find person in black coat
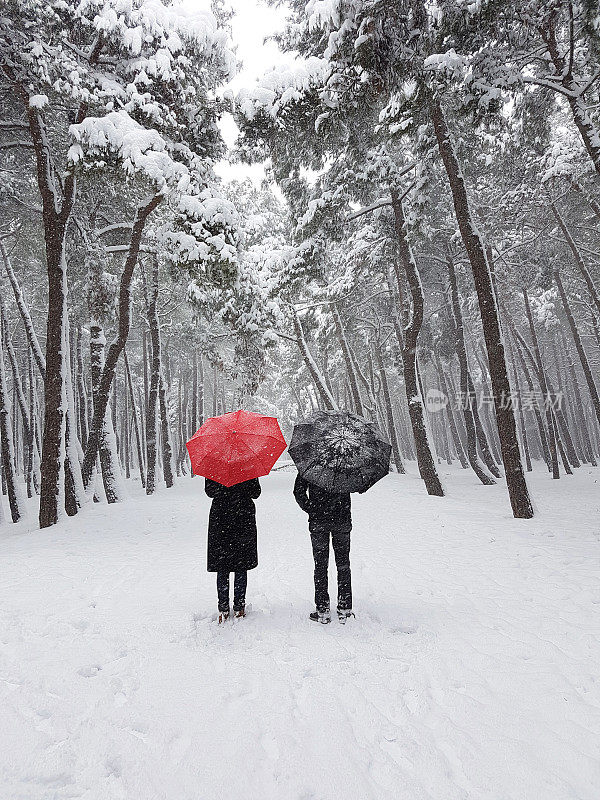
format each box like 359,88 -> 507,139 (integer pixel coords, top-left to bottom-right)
293,474 -> 353,624
205,477 -> 261,621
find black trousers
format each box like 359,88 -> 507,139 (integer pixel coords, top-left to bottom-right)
216,570 -> 247,612
310,528 -> 352,613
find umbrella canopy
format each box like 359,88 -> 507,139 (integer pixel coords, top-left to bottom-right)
288,410 -> 391,494
186,409 -> 286,487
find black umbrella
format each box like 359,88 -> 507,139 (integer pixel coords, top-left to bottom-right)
288,410 -> 391,493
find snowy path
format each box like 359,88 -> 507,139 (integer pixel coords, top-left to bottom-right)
1,466 -> 599,800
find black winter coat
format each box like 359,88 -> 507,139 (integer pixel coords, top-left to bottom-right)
293,475 -> 352,533
205,478 -> 261,572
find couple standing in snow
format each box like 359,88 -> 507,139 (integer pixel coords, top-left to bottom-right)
204,474 -> 353,625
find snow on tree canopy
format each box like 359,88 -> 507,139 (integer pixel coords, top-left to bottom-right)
78,0 -> 234,76
237,57 -> 331,120
68,111 -> 189,188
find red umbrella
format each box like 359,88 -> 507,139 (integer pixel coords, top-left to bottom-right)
185,409 -> 287,487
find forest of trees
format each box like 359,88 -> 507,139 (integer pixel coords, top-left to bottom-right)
1,0 -> 599,528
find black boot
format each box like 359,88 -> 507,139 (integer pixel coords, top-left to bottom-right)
310,608 -> 331,624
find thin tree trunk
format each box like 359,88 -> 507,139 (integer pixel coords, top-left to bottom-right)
391,190 -> 443,496
555,270 -> 600,428
0,329 -> 23,522
81,193 -> 161,489
212,362 -> 218,417
124,349 -> 145,486
332,304 -> 363,415
63,321 -> 85,515
158,372 -> 174,487
191,351 -> 198,434
123,360 -> 130,479
507,340 -> 532,472
466,369 -> 502,477
373,338 -> 404,473
292,309 -> 337,410
434,352 -> 469,469
559,329 -> 597,466
198,356 -> 204,425
551,204 -> 600,319
76,324 -> 88,451
26,349 -> 36,495
522,288 -> 560,478
501,307 -> 553,469
89,323 -> 123,503
447,257 -> 496,485
0,239 -> 46,379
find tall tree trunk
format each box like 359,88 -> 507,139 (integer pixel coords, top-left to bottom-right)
81,194 -> 161,489
212,362 -> 218,417
332,304 -> 363,415
89,323 -> 123,504
122,360 -> 130,479
191,351 -> 198,434
551,204 -> 600,319
433,351 -> 469,469
76,324 -> 88,451
198,355 -> 204,426
0,328 -> 24,522
373,338 -> 404,473
501,308 -> 553,469
559,329 -> 597,466
0,293 -> 32,449
466,369 -> 502,477
0,239 -> 46,379
39,237 -> 69,528
291,309 -> 337,410
447,257 -> 496,484
522,288 -> 560,478
124,349 -> 145,486
430,97 -> 532,517
158,372 -> 174,487
63,321 -> 85,515
27,348 -> 37,496
391,190 -> 443,496
507,340 -> 532,472
555,270 -> 600,428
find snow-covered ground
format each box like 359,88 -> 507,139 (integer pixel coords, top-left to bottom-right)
1,465 -> 599,800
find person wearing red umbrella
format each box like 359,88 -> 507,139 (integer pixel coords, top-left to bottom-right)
186,410 -> 287,623
205,477 -> 261,623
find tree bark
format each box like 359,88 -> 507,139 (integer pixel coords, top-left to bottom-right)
124,349 -> 145,486
89,324 -> 123,504
551,204 -> 600,319
430,97 -> 532,517
447,257 -> 496,484
291,309 -> 337,410
522,288 -> 560,478
555,270 -> 600,428
433,351 -> 469,469
0,325 -> 24,522
76,324 -> 88,451
507,340 -> 532,472
373,338 -> 404,473
158,372 -> 174,488
81,193 -> 161,489
559,328 -> 597,466
391,190 -> 443,496
0,239 -> 46,379
332,305 -> 363,415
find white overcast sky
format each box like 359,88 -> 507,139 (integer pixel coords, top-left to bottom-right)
214,0 -> 293,184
